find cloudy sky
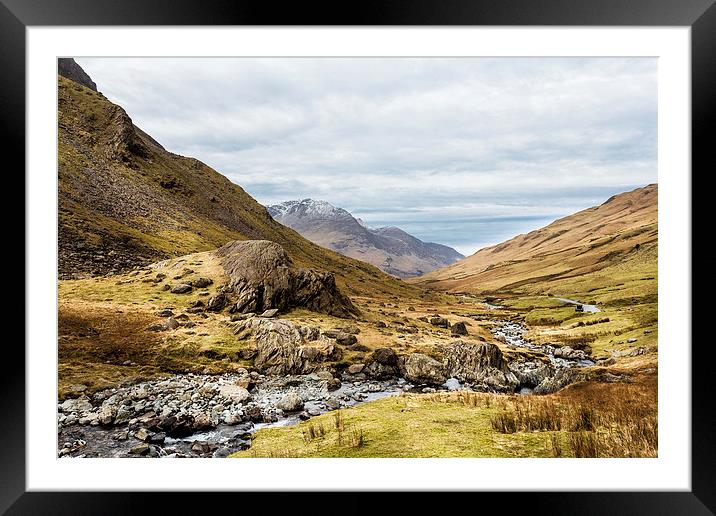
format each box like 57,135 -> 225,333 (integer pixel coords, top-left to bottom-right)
77,57 -> 657,256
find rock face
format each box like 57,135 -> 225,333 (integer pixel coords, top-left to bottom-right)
215,240 -> 358,318
401,353 -> 447,384
443,341 -> 519,392
242,319 -> 342,375
58,58 -> 97,91
398,342 -> 518,391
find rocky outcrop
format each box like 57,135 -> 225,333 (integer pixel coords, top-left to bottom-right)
443,341 -> 519,392
239,318 -> 342,375
400,353 -> 447,385
215,240 -> 358,318
363,348 -> 400,379
397,341 -> 519,391
58,58 -> 97,91
534,367 -> 628,394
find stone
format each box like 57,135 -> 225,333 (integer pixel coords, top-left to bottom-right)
260,308 -> 279,318
129,443 -> 150,455
443,341 -> 518,392
207,293 -> 227,312
450,322 -> 469,336
67,384 -> 88,395
402,353 -> 447,384
341,325 -> 361,335
276,392 -> 304,412
372,347 -> 398,366
157,309 -> 174,317
627,337 -> 638,343
252,319 -> 338,375
134,428 -> 152,442
215,240 -> 358,318
218,384 -> 251,403
193,277 -> 213,288
59,396 -> 93,414
429,316 -> 449,328
347,363 -> 365,374
171,283 -> 193,294
231,312 -> 255,322
327,378 -> 342,391
299,326 -> 320,341
374,321 -> 387,328
335,332 -> 357,346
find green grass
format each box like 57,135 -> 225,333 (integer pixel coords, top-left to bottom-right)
232,394 -> 557,458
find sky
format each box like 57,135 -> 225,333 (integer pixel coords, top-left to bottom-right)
77,57 -> 657,256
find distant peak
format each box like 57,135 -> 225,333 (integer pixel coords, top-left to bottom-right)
267,199 -> 349,219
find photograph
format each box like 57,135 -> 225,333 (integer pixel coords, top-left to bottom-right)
56,55 -> 659,459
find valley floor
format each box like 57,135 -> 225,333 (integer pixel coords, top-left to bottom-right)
57,254 -> 657,458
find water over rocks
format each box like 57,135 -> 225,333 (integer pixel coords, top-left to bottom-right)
57,371 -> 413,458
489,320 -> 596,392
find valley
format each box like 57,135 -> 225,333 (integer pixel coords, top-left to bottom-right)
56,59 -> 658,459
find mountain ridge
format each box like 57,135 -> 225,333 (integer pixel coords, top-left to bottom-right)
57,60 -> 419,299
412,184 -> 657,295
268,198 -> 464,278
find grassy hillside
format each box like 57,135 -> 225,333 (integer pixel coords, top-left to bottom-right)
412,184 -> 657,296
58,75 -> 419,300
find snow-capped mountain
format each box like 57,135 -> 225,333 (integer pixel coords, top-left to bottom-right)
267,199 -> 464,279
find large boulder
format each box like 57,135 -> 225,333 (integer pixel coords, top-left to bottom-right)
443,341 -> 519,392
215,240 -> 358,318
401,353 -> 447,384
250,319 -> 341,375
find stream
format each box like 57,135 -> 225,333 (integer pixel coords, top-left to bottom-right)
58,312 -> 595,459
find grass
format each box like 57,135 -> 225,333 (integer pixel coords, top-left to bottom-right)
232,375 -> 656,458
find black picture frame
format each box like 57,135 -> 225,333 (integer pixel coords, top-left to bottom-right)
5,0 -> 714,513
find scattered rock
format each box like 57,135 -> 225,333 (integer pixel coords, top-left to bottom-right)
276,392 -> 304,412
193,277 -> 213,288
450,322 -> 469,336
372,348 -> 398,366
443,341 -> 518,391
129,443 -> 150,455
347,363 -> 365,374
444,378 -> 461,391
401,353 -> 447,384
335,332 -> 357,346
207,293 -> 227,312
171,284 -> 193,294
260,308 -> 279,318
429,316 -> 449,328
218,384 -> 250,403
134,428 -> 152,442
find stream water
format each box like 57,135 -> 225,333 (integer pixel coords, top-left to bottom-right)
58,313 -> 595,459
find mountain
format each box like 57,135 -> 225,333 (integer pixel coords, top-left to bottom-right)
57,59 -> 418,299
267,199 -> 464,278
412,184 -> 657,295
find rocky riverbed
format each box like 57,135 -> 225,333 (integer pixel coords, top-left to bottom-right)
57,315 -> 597,458
57,371 -> 473,458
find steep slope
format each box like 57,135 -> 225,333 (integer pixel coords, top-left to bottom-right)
57,61 -> 418,299
268,199 -> 464,278
412,184 -> 657,296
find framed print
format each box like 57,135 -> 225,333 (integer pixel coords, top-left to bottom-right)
5,0 -> 715,513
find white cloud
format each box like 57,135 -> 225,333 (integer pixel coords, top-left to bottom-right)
76,57 -> 657,255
